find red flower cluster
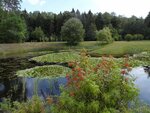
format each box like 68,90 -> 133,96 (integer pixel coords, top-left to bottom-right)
94,57 -> 113,74
69,92 -> 75,97
66,66 -> 85,89
68,61 -> 76,68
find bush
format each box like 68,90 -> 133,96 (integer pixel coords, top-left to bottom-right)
124,34 -> 133,41
61,18 -> 85,45
51,51 -> 138,113
133,34 -> 144,40
111,28 -> 121,41
0,13 -> 27,43
96,27 -> 113,44
124,34 -> 144,41
31,27 -> 45,42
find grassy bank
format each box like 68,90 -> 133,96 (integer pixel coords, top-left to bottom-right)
0,41 -> 149,58
91,41 -> 150,57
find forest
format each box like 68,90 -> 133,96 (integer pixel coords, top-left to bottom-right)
0,0 -> 150,43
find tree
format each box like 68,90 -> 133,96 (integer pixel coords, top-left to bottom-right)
0,13 -> 27,43
61,18 -> 84,45
145,12 -> 150,27
31,27 -> 45,42
96,27 -> 113,44
123,17 -> 146,36
95,13 -> 104,30
85,23 -> 97,41
83,10 -> 96,41
0,0 -> 22,11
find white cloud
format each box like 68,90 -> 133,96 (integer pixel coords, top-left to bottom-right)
89,0 -> 150,17
27,0 -> 46,6
39,0 -> 46,6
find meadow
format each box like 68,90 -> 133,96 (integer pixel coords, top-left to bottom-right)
0,41 -> 150,58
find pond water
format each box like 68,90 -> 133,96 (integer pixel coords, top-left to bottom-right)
130,67 -> 150,104
0,57 -> 150,105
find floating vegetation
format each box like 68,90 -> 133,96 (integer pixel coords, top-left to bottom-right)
16,65 -> 71,78
30,52 -> 80,63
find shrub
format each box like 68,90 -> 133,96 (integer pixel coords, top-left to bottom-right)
96,27 -> 113,44
61,18 -> 85,45
133,34 -> 144,40
111,28 -> 121,41
124,34 -> 133,41
51,51 -> 138,113
31,27 -> 45,42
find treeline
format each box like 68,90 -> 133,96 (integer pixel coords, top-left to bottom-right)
1,8 -> 150,43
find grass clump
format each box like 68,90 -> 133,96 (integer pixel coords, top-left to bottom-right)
16,65 -> 70,78
31,52 -> 80,63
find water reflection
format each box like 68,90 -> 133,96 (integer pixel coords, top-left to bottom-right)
0,77 -> 67,101
130,67 -> 150,104
0,67 -> 150,104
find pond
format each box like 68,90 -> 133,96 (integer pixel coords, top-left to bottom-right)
0,66 -> 150,105
130,67 -> 150,104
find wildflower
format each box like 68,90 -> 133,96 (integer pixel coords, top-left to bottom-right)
77,73 -> 82,77
80,76 -> 84,81
73,77 -> 78,81
70,92 -> 75,97
124,63 -> 129,67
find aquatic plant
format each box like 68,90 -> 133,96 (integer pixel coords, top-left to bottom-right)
16,65 -> 70,78
30,52 -> 80,63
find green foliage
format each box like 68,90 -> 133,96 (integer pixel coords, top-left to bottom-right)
133,34 -> 144,40
96,27 -> 113,44
51,52 -> 138,113
111,28 -> 121,41
31,27 -> 46,42
84,23 -> 97,41
61,17 -> 85,45
31,52 -> 80,63
16,65 -> 70,78
0,13 -> 27,43
145,12 -> 150,28
133,52 -> 150,65
0,96 -> 45,113
125,34 -> 144,41
124,34 -> 133,41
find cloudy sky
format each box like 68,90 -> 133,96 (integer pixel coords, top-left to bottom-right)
21,0 -> 150,18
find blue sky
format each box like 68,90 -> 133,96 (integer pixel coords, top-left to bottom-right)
21,0 -> 150,18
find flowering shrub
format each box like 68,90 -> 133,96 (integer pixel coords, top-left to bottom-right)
51,50 -> 138,113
